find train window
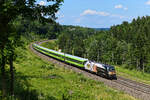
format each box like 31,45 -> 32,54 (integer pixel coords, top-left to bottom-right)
104,65 -> 115,71
109,67 -> 115,71
39,48 -> 64,58
65,57 -> 83,64
36,47 -> 84,64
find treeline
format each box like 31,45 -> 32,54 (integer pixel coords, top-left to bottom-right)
57,25 -> 97,57
16,17 -> 62,43
57,16 -> 150,73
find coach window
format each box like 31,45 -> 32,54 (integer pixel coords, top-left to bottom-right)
67,57 -> 83,64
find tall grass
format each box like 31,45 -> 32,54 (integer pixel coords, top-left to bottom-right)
116,66 -> 150,84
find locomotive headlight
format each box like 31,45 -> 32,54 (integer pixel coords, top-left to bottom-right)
109,72 -> 113,75
109,72 -> 116,75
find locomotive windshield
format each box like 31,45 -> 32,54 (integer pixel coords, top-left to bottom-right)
109,66 -> 115,71
104,65 -> 115,71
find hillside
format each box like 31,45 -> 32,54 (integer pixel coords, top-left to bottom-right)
12,43 -> 137,100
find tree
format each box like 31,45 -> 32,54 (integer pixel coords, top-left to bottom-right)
0,0 -> 63,98
57,16 -> 150,74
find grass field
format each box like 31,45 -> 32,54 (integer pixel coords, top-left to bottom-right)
116,66 -> 150,85
0,43 -> 135,100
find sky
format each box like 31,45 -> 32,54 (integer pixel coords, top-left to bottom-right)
37,0 -> 150,28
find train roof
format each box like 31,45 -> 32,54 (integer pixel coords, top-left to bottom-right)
103,64 -> 114,68
65,53 -> 88,61
33,44 -> 88,62
93,62 -> 115,69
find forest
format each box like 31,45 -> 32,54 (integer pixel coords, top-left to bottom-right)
57,16 -> 150,73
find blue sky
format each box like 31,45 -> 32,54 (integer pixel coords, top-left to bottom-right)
38,0 -> 150,28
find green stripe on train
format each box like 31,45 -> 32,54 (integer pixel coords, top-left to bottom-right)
33,44 -> 85,68
34,44 -> 87,62
34,46 -> 64,61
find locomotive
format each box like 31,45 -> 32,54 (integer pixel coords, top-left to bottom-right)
33,43 -> 117,79
85,61 -> 117,79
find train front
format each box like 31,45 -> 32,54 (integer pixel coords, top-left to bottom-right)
106,65 -> 117,79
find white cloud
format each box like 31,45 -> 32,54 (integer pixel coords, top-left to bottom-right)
81,9 -> 110,16
115,4 -> 123,9
80,9 -> 128,19
115,4 -> 128,10
124,7 -> 128,10
98,12 -> 110,16
111,14 -> 127,19
146,0 -> 150,5
39,1 -> 46,6
81,9 -> 97,16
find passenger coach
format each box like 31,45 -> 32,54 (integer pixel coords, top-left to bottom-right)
33,43 -> 117,79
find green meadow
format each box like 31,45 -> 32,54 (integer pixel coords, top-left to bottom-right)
116,66 -> 150,85
0,44 -> 135,100
8,41 -> 137,100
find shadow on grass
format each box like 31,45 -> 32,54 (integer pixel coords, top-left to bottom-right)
0,71 -> 58,100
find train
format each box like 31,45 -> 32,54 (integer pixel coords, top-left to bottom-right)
32,43 -> 117,80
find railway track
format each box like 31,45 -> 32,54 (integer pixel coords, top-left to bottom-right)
30,41 -> 150,100
114,76 -> 150,94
